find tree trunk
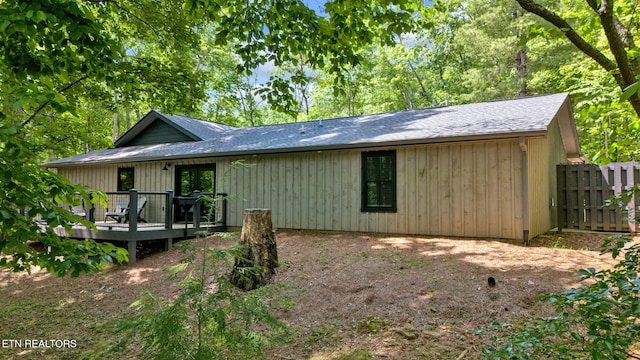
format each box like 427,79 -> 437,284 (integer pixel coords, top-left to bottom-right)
112,92 -> 120,143
515,48 -> 527,97
229,209 -> 278,291
514,0 -> 640,118
125,104 -> 132,130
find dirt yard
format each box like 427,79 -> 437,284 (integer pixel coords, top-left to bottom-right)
0,230 -> 624,359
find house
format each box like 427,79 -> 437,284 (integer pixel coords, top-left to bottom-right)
45,93 -> 582,243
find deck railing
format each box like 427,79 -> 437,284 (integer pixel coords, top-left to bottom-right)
81,189 -> 227,233
52,190 -> 227,266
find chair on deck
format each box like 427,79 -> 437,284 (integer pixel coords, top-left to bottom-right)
69,200 -> 87,218
104,197 -> 129,223
104,196 -> 148,224
126,196 -> 147,223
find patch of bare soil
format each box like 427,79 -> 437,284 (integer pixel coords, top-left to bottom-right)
267,230 -> 619,359
0,230 -> 623,359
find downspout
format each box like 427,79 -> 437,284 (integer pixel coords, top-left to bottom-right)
519,136 -> 529,245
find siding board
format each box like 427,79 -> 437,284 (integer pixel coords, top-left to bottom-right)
462,144 -> 475,237
427,146 -> 440,235
349,152 -> 360,232
331,153 -> 340,231
416,148 -> 428,235
404,147 -> 416,234
474,143 -> 488,237
439,147 -> 452,235
485,144 -> 500,238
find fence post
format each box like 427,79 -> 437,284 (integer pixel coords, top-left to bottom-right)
626,163 -> 637,233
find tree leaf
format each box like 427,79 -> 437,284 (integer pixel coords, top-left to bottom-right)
620,81 -> 640,101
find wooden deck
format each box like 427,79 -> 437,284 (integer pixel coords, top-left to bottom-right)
58,222 -> 227,266
57,189 -> 228,265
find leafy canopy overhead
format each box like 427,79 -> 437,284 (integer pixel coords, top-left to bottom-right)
184,0 -> 426,112
0,0 -> 425,275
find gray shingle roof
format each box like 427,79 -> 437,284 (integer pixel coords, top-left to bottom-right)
45,93 -> 574,167
113,111 -> 238,147
163,113 -> 237,138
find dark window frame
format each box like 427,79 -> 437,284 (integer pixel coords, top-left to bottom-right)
361,150 -> 397,212
174,164 -> 216,222
175,163 -> 217,196
117,167 -> 135,191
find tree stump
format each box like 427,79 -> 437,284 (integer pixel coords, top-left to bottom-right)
229,209 -> 278,291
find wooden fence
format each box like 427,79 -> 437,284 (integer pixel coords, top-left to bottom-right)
557,162 -> 639,233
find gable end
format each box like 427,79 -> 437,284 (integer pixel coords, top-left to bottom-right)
114,110 -> 202,148
122,119 -> 197,147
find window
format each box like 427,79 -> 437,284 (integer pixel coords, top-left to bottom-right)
176,164 -> 215,196
175,164 -> 216,222
117,167 -> 135,191
361,150 -> 396,212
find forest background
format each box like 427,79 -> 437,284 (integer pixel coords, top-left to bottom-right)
1,0 -> 640,274
4,0 -> 639,164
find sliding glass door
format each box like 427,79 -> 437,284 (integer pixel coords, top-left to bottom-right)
175,164 -> 215,222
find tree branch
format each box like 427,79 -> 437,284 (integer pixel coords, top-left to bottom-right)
108,0 -> 161,39
21,75 -> 89,127
515,0 -> 619,78
585,0 -> 640,116
516,0 -> 640,118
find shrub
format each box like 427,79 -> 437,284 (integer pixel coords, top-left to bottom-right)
114,235 -> 286,360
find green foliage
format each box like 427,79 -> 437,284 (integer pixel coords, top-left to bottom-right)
480,226 -> 640,359
116,177 -> 283,359
185,0 -> 424,114
513,0 -> 640,161
0,122 -> 128,276
0,0 -> 130,276
573,82 -> 640,163
621,81 -> 640,102
114,237 -> 286,359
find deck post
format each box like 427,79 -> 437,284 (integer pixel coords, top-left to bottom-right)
128,189 -> 138,232
165,190 -> 174,250
217,193 -> 228,227
193,190 -> 201,229
88,192 -> 96,223
128,189 -> 138,266
165,190 -> 174,230
128,239 -> 137,266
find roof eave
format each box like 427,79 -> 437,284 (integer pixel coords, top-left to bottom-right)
45,130 -> 548,168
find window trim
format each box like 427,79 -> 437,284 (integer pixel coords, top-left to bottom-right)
361,150 -> 397,213
117,167 -> 135,191
175,163 -> 217,196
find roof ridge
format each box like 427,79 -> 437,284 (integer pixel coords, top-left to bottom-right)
44,93 -> 576,167
231,92 -> 570,131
